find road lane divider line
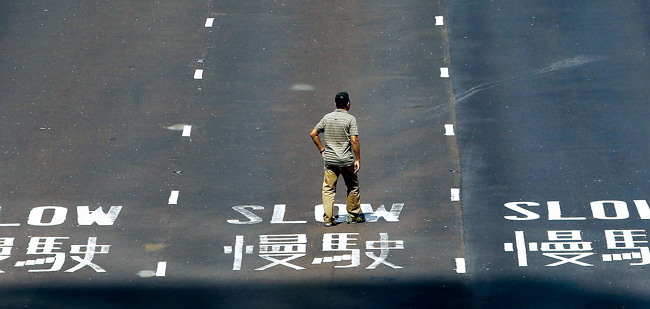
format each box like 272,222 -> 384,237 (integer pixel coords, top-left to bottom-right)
156,262 -> 167,276
168,191 -> 180,205
194,69 -> 204,80
444,124 -> 455,136
514,231 -> 528,266
451,188 -> 460,201
182,125 -> 192,137
455,258 -> 466,273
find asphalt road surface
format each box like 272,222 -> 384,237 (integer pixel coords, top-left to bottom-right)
3,0 -> 649,308
0,1 -> 466,308
449,0 -> 650,308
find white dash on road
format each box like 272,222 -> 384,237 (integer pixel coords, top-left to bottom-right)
205,18 -> 215,28
291,84 -> 315,91
455,258 -> 466,273
451,188 -> 460,201
156,262 -> 167,277
444,124 -> 455,136
435,16 -> 444,26
225,235 -> 245,270
168,191 -> 179,205
182,125 -> 192,137
166,124 -> 191,131
440,67 -> 450,78
514,231 -> 528,266
194,69 -> 204,80
136,270 -> 156,278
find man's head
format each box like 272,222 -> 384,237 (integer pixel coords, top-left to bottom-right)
335,92 -> 350,109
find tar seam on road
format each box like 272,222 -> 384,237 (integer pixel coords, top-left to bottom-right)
454,55 -> 604,102
435,12 -> 466,274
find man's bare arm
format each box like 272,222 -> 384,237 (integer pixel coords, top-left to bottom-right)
310,128 -> 325,153
350,135 -> 360,173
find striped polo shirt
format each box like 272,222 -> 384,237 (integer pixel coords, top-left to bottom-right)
314,109 -> 359,167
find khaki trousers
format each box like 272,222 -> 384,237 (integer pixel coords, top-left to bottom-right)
322,164 -> 361,223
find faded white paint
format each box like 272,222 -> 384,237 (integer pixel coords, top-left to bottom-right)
77,206 -> 122,226
137,270 -> 156,278
227,203 -> 405,224
504,200 -> 650,221
27,206 -> 68,226
228,206 -> 264,224
314,203 -> 404,222
270,204 -> 307,224
291,84 -> 315,91
365,233 -> 404,269
165,124 -> 191,131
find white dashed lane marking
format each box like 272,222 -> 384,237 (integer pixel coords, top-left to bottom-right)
444,124 -> 455,136
168,191 -> 180,205
455,258 -> 466,273
156,262 -> 167,277
451,188 -> 460,201
182,125 -> 192,137
440,67 -> 449,78
194,69 -> 204,80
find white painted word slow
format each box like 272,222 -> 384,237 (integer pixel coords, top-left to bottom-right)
504,200 -> 650,221
227,203 -> 404,224
0,206 -> 122,227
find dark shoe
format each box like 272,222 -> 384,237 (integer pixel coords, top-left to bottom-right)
324,221 -> 338,227
346,214 -> 366,224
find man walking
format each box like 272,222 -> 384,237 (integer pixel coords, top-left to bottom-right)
310,92 -> 365,227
